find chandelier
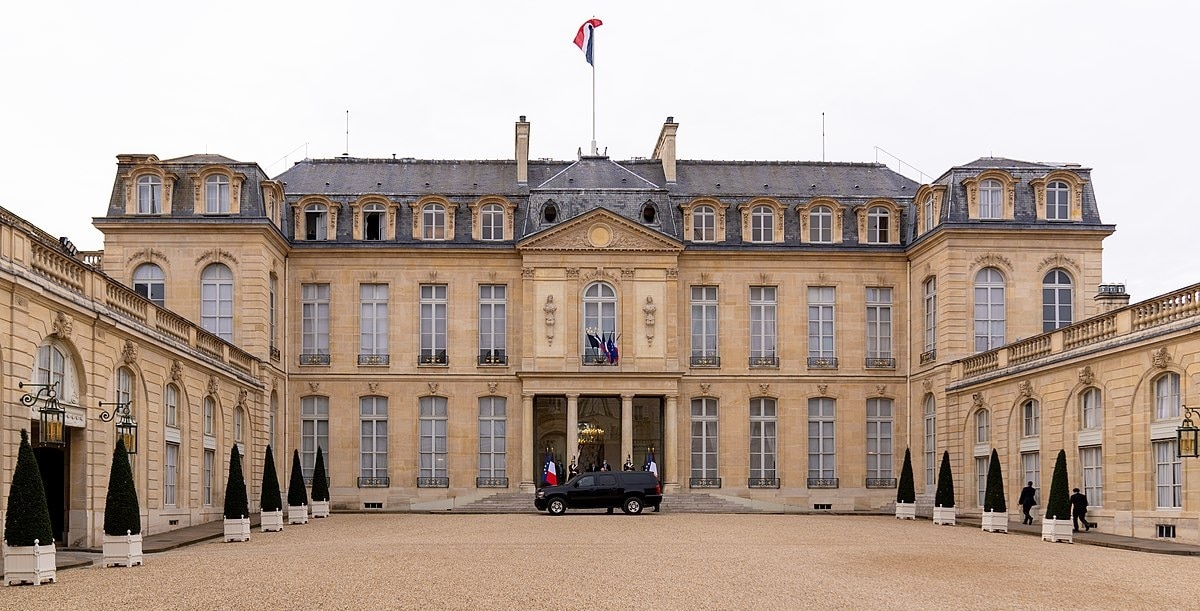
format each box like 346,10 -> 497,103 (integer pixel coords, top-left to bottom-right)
578,422 -> 605,445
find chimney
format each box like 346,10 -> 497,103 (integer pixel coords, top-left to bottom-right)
652,116 -> 678,184
1095,283 -> 1131,312
515,115 -> 530,186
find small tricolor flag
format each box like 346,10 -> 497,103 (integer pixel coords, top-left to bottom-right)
543,451 -> 559,486
573,19 -> 603,66
644,450 -> 658,479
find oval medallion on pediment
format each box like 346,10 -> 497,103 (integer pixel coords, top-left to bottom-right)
588,224 -> 613,248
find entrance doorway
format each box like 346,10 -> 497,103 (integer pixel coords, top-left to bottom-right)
533,395 -> 666,483
533,396 -> 567,486
32,443 -> 67,543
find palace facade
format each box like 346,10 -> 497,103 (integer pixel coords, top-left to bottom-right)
3,116 -> 1198,547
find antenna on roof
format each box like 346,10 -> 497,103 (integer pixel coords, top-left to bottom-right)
344,110 -> 350,157
821,112 -> 826,162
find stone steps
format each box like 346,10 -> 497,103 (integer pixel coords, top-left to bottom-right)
452,491 -> 761,514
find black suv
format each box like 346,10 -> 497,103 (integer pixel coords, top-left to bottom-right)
535,471 -> 663,515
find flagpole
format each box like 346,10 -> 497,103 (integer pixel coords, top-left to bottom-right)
590,50 -> 597,155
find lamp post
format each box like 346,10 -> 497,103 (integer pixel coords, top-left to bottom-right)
19,381 -> 66,446
99,400 -> 137,454
1178,406 -> 1199,459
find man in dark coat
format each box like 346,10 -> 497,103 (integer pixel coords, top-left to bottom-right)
1069,487 -> 1091,532
1018,481 -> 1037,525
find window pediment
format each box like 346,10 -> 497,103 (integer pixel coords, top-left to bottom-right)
190,166 -> 245,215
962,170 -> 1016,221
797,198 -> 844,244
349,196 -> 400,241
857,199 -> 901,245
1029,170 -> 1086,222
913,185 -> 947,236
517,208 -> 683,252
121,165 -> 177,215
680,198 -> 728,243
737,198 -> 785,244
410,196 -> 459,241
292,196 -> 338,241
468,196 -> 517,241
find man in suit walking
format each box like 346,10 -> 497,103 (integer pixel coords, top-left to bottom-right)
1018,481 -> 1037,525
1069,487 -> 1091,532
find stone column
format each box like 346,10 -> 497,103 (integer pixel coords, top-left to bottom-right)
520,393 -> 535,491
665,394 -> 679,491
621,394 -> 634,465
567,394 -> 580,465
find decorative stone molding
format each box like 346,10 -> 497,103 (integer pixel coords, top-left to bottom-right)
876,385 -> 887,396
121,340 -> 138,364
543,295 -> 557,347
487,381 -> 499,394
699,272 -> 711,284
125,248 -> 168,264
1037,254 -> 1081,274
1152,347 -> 1171,369
699,383 -> 711,395
666,268 -> 679,279
237,389 -> 248,408
428,382 -> 440,395
922,379 -> 933,393
565,268 -> 580,279
620,268 -> 636,278
1078,365 -> 1095,386
307,382 -> 321,393
208,376 -> 219,396
759,383 -> 771,395
817,384 -> 828,395
52,311 -> 72,339
643,296 -> 657,346
368,381 -> 379,393
170,359 -> 183,382
970,253 -> 1014,274
521,268 -> 535,279
1019,380 -> 1033,398
195,249 -> 238,266
582,267 -> 619,284
972,393 -> 985,408
427,270 -> 438,282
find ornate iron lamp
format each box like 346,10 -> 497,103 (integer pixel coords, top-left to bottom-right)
1179,406 -> 1199,458
19,381 -> 66,446
99,399 -> 137,454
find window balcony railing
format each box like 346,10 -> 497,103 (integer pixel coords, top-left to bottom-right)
358,354 -> 390,366
865,357 -> 896,369
748,355 -> 779,369
689,477 -> 722,489
418,351 -> 448,366
269,346 -> 280,362
807,477 -> 839,489
581,353 -> 618,366
478,351 -> 508,366
807,356 -> 838,369
690,354 -> 721,368
357,476 -> 390,488
865,477 -> 897,489
920,349 -> 937,365
303,476 -> 331,488
476,476 -> 509,488
748,477 -> 780,489
299,353 -> 330,366
417,477 -> 449,488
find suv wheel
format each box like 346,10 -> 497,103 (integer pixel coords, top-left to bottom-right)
622,496 -> 644,515
547,498 -> 566,516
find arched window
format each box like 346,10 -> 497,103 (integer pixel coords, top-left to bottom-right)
165,383 -> 180,428
692,205 -> 715,242
1080,388 -> 1102,430
201,264 -> 234,341
133,263 -> 165,307
422,203 -> 446,239
923,395 -> 936,489
542,202 -> 558,223
1046,180 -> 1069,221
1154,373 -> 1181,420
973,267 -> 1005,352
1042,269 -> 1073,332
866,206 -> 889,244
922,195 -> 935,232
582,282 -> 617,360
750,205 -> 774,242
305,204 -> 328,240
36,344 -> 67,390
234,406 -> 245,443
137,175 -> 162,214
979,179 -> 1002,219
363,203 -> 385,241
205,175 -> 230,213
641,202 -> 658,224
809,205 -> 832,243
481,203 -> 504,241
204,396 -> 216,436
1022,399 -> 1039,437
975,409 -> 990,444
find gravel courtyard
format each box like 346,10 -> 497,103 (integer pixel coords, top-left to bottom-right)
7,513 -> 1197,610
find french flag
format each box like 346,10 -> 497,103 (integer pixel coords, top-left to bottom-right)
573,19 -> 603,66
543,451 -> 559,486
645,450 -> 658,479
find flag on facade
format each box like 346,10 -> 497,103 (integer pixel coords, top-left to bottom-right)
605,333 -> 619,364
573,18 -> 603,66
644,450 -> 658,478
543,451 -> 558,486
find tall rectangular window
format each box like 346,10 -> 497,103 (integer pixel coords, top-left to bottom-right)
976,456 -> 989,507
165,384 -> 178,428
204,398 -> 215,436
164,442 -> 178,506
749,287 -> 777,361
1155,440 -> 1182,509
866,398 -> 893,481
690,398 -> 719,480
420,284 -> 448,363
809,206 -> 832,243
360,284 -> 389,356
749,398 -> 776,481
973,268 -> 1006,352
302,283 -> 330,356
866,287 -> 892,360
1021,452 -> 1040,492
923,277 -> 937,353
360,397 -> 388,480
808,287 -> 836,359
1080,388 -> 1102,430
203,449 -> 214,506
692,206 -> 715,242
1080,446 -> 1103,507
420,397 -> 449,479
1022,400 -> 1040,437
922,196 -> 935,232
478,285 -> 507,362
1155,373 -> 1181,420
478,397 -> 507,479
269,275 -> 277,351
690,286 -> 718,361
924,396 -> 937,490
301,396 -> 329,478
976,410 -> 990,444
807,398 -> 836,480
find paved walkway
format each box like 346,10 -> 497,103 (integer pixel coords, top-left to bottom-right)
51,510 -> 1200,571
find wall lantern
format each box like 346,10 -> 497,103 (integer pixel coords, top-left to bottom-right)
19,381 -> 66,446
1178,406 -> 1199,459
99,400 -> 137,454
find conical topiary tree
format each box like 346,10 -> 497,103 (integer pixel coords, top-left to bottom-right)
983,448 -> 1006,513
103,438 -> 141,537
1045,449 -> 1070,520
287,449 -> 308,507
223,446 -> 249,520
311,446 -> 329,502
896,448 -> 916,504
4,430 -> 54,547
260,445 -> 282,513
934,450 -> 955,508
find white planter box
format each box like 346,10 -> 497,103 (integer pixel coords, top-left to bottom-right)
260,510 -> 284,532
981,510 -> 1008,533
288,505 -> 309,524
224,517 -> 251,542
932,505 -> 956,525
1042,517 -> 1073,543
311,500 -> 330,518
895,502 -> 917,520
101,532 -> 143,567
3,541 -> 56,586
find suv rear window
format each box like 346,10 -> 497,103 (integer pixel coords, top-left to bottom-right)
598,474 -> 617,486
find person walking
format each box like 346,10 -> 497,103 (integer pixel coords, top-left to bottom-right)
1018,481 -> 1037,525
1069,487 -> 1090,532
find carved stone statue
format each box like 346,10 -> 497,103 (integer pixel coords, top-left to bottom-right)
543,295 -> 557,346
643,296 -> 657,326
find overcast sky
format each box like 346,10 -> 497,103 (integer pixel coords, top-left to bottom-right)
2,1 -> 1196,301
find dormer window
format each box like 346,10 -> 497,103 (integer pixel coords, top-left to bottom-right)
751,205 -> 774,242
305,204 -> 329,240
363,203 -> 385,241
922,196 -> 935,232
866,206 -> 890,244
543,202 -> 558,223
1046,180 -> 1069,220
205,175 -> 230,213
422,203 -> 446,239
137,175 -> 162,214
641,202 -> 658,224
481,203 -> 504,241
692,205 -> 715,241
979,179 -> 1002,219
810,205 -> 832,243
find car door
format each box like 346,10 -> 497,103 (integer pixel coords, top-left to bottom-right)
595,474 -> 619,507
571,475 -> 598,508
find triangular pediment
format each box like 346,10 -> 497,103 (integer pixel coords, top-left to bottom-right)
517,209 -> 683,252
